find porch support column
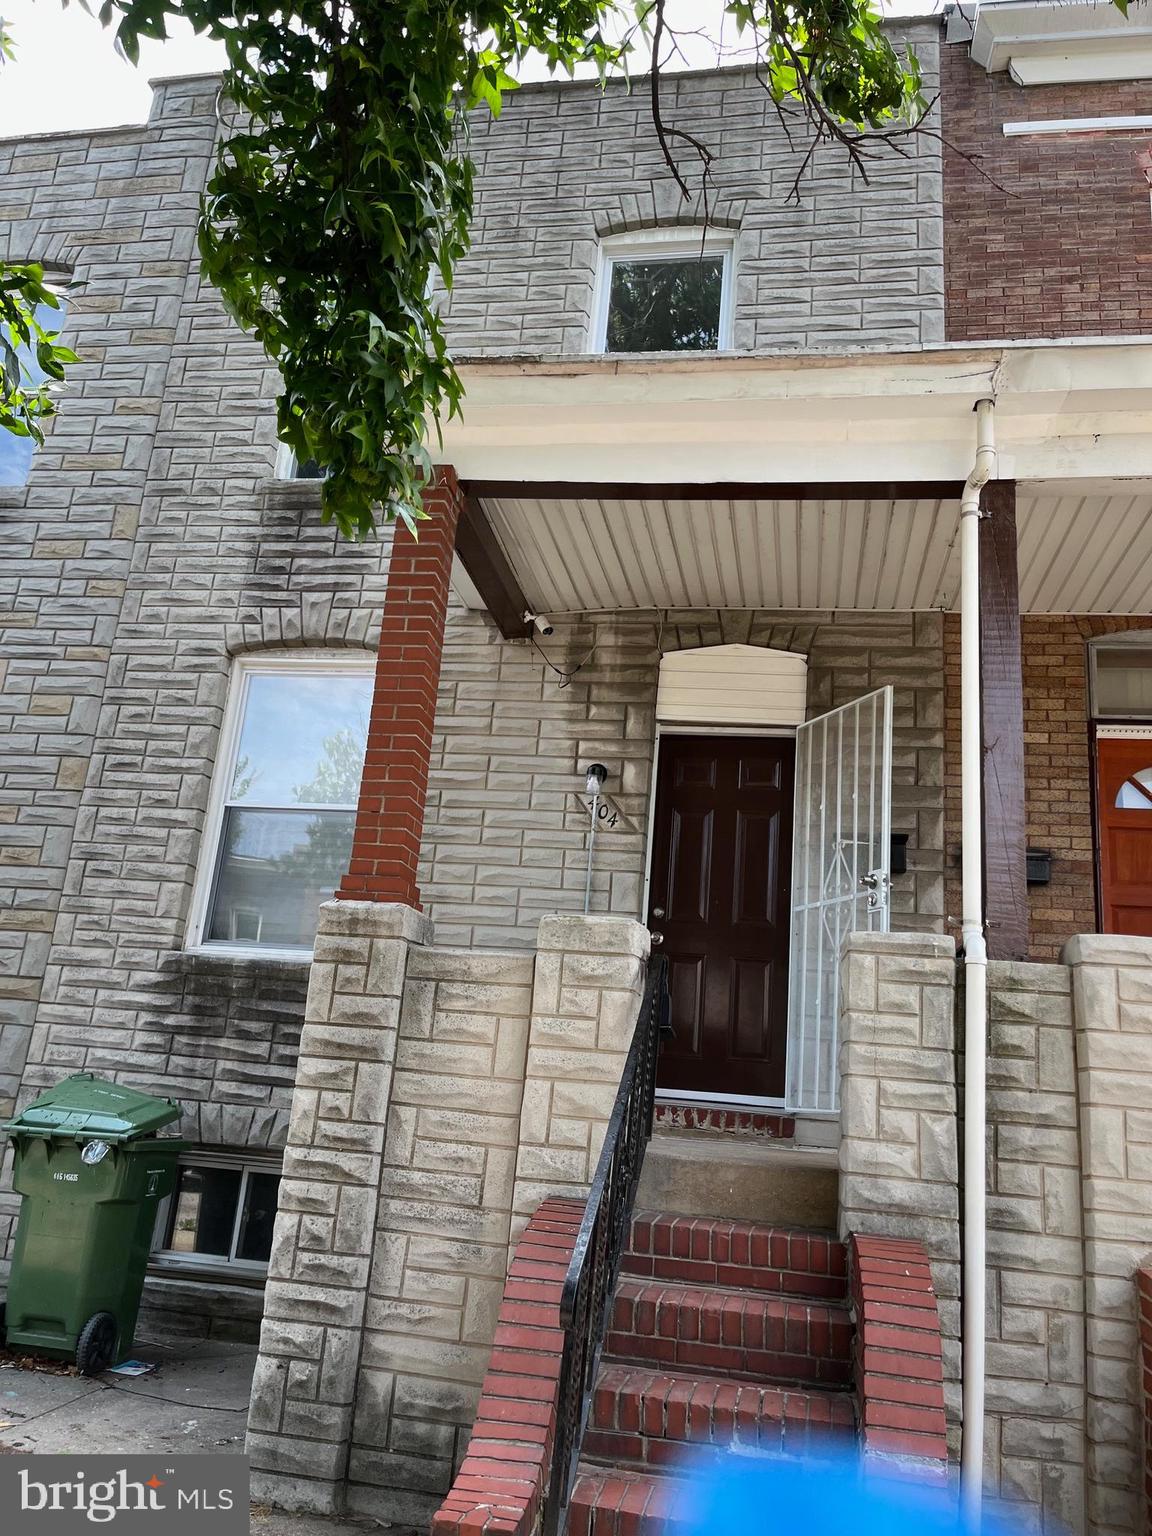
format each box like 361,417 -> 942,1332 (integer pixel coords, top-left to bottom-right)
979,478 -> 1029,961
336,468 -> 463,909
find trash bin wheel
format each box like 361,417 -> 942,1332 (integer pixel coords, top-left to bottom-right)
75,1311 -> 117,1376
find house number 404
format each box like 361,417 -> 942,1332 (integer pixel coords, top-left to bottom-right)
586,798 -> 620,829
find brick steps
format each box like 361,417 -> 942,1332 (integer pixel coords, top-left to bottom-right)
606,1276 -> 853,1387
573,1214 -> 857,1535
435,1215 -> 951,1536
569,1464 -> 693,1536
625,1212 -> 847,1299
585,1361 -> 855,1467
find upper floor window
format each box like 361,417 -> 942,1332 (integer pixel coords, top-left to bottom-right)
590,230 -> 734,354
187,654 -> 373,955
0,293 -> 70,487
274,442 -> 326,480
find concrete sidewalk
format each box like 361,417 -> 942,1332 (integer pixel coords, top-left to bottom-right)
0,1335 -> 411,1535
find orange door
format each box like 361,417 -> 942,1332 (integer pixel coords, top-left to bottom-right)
1097,738 -> 1152,936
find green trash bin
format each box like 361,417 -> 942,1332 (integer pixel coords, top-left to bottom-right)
2,1074 -> 184,1375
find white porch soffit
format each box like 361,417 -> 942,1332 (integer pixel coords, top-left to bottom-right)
474,482 -> 1152,616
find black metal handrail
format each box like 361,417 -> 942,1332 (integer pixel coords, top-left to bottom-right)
542,950 -> 671,1536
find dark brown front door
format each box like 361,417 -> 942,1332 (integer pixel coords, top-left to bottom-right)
1097,737 -> 1152,936
647,734 -> 795,1099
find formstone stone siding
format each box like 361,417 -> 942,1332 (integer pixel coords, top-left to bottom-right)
839,930 -> 1152,1536
985,961 -> 1086,1534
837,930 -> 961,1430
3,46 -> 948,1247
0,77 -> 222,1126
1066,935 -> 1152,1536
248,903 -> 649,1523
423,607 -> 947,949
352,942 -> 535,1523
0,76 -> 391,1224
452,26 -> 944,355
512,915 -> 648,1233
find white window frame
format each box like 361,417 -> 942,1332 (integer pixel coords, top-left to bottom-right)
588,227 -> 736,355
185,651 -> 375,960
1089,632 -> 1152,721
151,1149 -> 282,1275
274,442 -> 326,481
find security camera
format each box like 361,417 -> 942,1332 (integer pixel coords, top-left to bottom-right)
524,611 -> 555,637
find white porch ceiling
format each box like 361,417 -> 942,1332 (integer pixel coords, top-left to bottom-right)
475,481 -> 1152,616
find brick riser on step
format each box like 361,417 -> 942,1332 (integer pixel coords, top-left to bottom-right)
653,1104 -> 795,1140
607,1277 -> 853,1388
623,1213 -> 848,1301
570,1466 -> 690,1536
584,1361 -> 855,1468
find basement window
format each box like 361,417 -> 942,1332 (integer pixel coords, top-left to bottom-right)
187,653 -> 373,955
591,230 -> 734,354
152,1153 -> 282,1272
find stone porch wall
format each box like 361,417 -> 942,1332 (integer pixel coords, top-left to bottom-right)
839,930 -> 1152,1536
247,902 -> 648,1524
985,961 -> 1086,1532
837,931 -> 961,1429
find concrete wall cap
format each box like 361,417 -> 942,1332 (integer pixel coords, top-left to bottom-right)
535,913 -> 651,958
1063,933 -> 1152,967
842,930 -> 956,960
316,900 -> 433,945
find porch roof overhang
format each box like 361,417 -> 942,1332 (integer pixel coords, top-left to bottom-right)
443,340 -> 1152,628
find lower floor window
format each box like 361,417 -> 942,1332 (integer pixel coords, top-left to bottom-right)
153,1155 -> 282,1271
205,807 -> 357,949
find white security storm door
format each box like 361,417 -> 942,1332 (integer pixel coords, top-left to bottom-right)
785,686 -> 894,1114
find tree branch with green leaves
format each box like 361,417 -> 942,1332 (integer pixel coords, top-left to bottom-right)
0,263 -> 78,448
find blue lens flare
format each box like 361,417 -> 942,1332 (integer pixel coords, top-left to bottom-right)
677,1446 -> 1021,1536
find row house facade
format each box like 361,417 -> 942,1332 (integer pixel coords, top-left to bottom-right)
3,3 -> 1152,1534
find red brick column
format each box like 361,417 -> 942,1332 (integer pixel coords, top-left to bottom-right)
848,1232 -> 949,1468
336,468 -> 463,908
432,1197 -> 583,1536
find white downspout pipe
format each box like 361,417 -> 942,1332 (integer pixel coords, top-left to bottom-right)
959,397 -> 997,1523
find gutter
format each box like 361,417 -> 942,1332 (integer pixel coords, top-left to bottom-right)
959,397 -> 997,1521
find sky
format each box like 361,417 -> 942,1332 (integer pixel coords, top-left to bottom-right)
0,0 -> 941,139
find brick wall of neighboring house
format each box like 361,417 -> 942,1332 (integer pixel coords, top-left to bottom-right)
944,615 -> 1152,960
941,42 -> 1152,341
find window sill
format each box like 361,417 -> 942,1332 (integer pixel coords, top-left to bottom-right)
172,946 -> 313,979
585,346 -> 739,360
147,1258 -> 267,1289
